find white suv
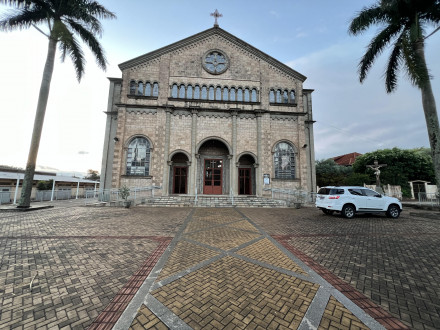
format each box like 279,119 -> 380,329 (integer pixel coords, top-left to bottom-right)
316,186 -> 402,219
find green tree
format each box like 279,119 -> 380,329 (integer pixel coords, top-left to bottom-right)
315,159 -> 353,187
0,1 -> 115,208
84,169 -> 99,181
352,148 -> 436,197
349,0 -> 440,194
36,179 -> 53,190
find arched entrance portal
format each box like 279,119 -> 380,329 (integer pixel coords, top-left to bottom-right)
170,152 -> 189,194
237,154 -> 256,195
198,139 -> 230,195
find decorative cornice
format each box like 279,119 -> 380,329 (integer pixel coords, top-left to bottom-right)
126,108 -> 157,115
118,27 -> 307,82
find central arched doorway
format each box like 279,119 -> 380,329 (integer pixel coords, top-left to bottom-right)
197,139 -> 230,195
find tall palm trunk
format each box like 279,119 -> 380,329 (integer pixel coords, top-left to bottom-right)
416,41 -> 440,194
18,37 -> 58,208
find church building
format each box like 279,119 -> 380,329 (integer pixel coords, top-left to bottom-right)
100,21 -> 316,198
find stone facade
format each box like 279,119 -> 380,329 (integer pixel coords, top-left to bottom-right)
100,26 -> 316,197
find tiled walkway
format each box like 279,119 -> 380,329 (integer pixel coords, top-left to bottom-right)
109,208 -> 403,329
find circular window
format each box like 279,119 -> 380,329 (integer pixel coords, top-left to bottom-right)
202,49 -> 229,75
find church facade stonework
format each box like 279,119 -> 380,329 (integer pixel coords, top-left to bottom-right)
100,27 -> 316,197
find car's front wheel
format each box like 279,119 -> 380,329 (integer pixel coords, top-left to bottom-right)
342,204 -> 355,219
386,204 -> 401,219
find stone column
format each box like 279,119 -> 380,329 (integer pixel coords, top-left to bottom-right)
162,108 -> 172,195
256,111 -> 263,196
190,109 -> 198,195
231,111 -> 238,195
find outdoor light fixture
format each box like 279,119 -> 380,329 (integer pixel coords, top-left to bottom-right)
113,137 -> 119,142
302,144 -> 307,148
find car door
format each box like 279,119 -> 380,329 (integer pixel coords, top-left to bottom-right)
362,188 -> 386,210
348,188 -> 367,209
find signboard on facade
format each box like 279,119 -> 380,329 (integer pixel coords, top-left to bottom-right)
263,174 -> 270,185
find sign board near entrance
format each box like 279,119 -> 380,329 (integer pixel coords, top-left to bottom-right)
263,174 -> 270,185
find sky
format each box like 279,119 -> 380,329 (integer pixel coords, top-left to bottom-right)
0,0 -> 439,176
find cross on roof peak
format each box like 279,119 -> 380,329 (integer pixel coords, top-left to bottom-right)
210,9 -> 222,27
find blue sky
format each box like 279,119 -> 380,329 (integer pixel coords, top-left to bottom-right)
0,0 -> 439,175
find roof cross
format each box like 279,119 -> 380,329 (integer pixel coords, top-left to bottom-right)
210,9 -> 222,27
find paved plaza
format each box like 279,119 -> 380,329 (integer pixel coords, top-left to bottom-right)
0,202 -> 439,329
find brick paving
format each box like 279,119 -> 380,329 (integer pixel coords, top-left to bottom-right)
242,207 -> 440,329
0,204 -> 188,329
117,208 -> 389,329
1,203 -> 439,329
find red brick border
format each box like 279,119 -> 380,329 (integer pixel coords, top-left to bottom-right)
273,236 -> 409,330
88,237 -> 172,330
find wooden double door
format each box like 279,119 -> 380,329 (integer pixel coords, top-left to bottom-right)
173,166 -> 187,194
203,159 -> 222,194
238,168 -> 252,195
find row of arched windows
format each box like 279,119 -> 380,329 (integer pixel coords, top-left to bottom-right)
125,137 -> 296,180
170,83 -> 259,103
129,81 -> 159,97
269,89 -> 296,104
128,81 -> 296,105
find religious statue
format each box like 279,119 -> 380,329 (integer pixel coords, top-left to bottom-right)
366,158 -> 387,188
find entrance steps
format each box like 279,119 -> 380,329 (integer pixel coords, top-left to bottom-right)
139,195 -> 287,208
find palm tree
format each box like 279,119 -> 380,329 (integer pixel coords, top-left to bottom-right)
0,0 -> 115,207
349,0 -> 440,195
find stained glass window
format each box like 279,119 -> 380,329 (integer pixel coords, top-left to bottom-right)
152,83 -> 159,97
126,137 -> 150,176
129,81 -> 136,95
274,142 -> 295,179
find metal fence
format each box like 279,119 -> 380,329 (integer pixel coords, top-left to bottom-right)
264,188 -> 315,206
418,192 -> 440,206
35,190 -> 73,201
84,186 -> 161,206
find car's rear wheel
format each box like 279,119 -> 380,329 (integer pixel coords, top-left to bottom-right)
322,209 -> 334,215
386,204 -> 400,219
342,204 -> 355,219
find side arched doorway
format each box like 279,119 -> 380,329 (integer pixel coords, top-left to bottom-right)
170,152 -> 189,194
197,139 -> 230,195
237,154 -> 256,195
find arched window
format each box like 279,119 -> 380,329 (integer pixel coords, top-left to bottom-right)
129,80 -> 136,95
137,81 -> 143,95
145,82 -> 152,96
179,84 -> 185,98
273,142 -> 296,179
269,90 -> 275,103
201,86 -> 207,99
276,90 -> 282,103
187,85 -> 193,99
237,88 -> 243,102
223,87 -> 229,101
152,83 -> 159,97
244,88 -> 250,102
194,85 -> 200,99
283,90 -> 289,103
209,86 -> 214,100
126,137 -> 151,176
216,86 -> 222,100
290,90 -> 296,104
251,89 -> 257,102
230,87 -> 236,101
171,84 -> 178,98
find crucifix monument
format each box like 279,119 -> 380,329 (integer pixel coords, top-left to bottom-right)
366,158 -> 387,190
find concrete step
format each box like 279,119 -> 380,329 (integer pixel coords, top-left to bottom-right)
139,196 -> 287,208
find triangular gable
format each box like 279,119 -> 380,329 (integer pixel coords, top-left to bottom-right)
119,26 -> 307,82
